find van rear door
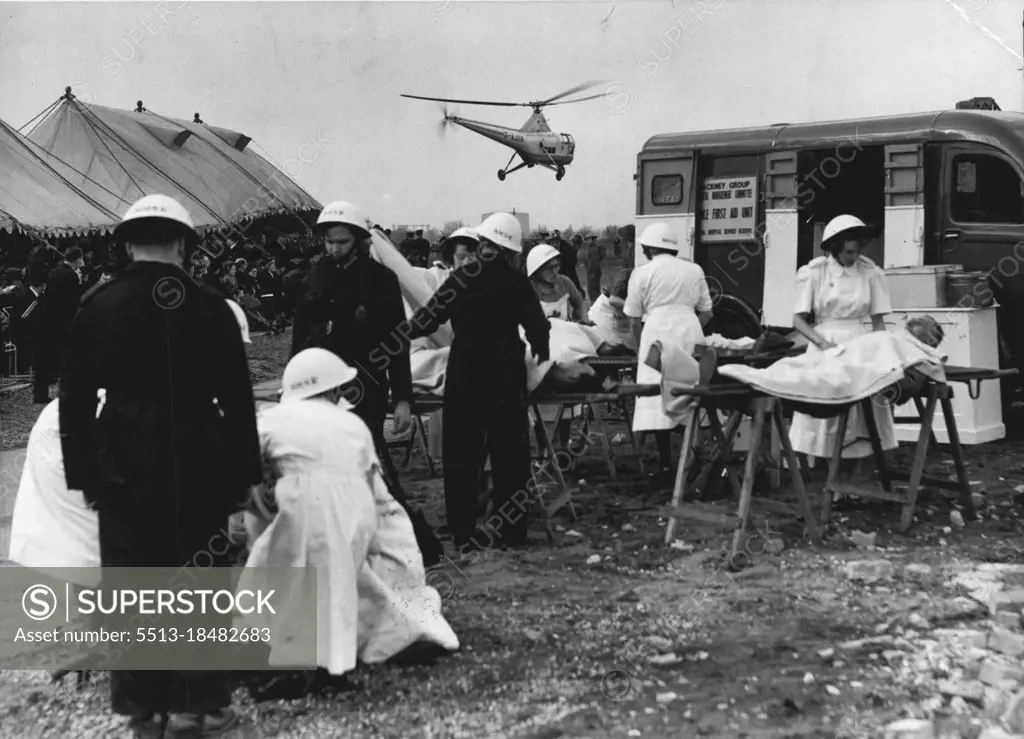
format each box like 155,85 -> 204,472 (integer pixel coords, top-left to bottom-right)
636,152 -> 698,266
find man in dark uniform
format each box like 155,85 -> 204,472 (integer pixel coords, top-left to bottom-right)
290,201 -> 444,566
405,212 -> 549,552
59,195 -> 262,737
33,246 -> 85,403
583,234 -> 604,302
551,229 -> 583,294
399,231 -> 417,263
411,229 -> 431,267
619,224 -> 636,268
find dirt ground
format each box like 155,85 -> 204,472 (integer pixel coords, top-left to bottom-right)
0,328 -> 1022,738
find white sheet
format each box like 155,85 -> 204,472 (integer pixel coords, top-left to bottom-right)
717,331 -> 945,404
409,318 -> 605,396
9,400 -> 101,586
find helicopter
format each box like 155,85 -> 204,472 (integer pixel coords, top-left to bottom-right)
400,82 -> 606,182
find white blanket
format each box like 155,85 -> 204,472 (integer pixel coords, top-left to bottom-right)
717,331 -> 946,404
238,399 -> 458,674
410,318 -> 604,396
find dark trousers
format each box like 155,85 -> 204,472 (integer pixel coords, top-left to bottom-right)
442,351 -> 532,547
97,512 -> 232,717
586,268 -> 602,303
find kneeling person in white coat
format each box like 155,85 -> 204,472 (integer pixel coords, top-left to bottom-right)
239,348 -> 459,677
624,223 -> 714,476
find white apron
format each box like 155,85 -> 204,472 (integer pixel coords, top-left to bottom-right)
541,294 -> 570,321
788,318 -> 898,459
633,304 -> 705,432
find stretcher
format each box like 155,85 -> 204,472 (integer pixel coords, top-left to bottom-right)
661,364 -> 1016,561
820,365 -> 1016,532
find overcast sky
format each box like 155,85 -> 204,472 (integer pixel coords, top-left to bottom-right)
2,0 -> 1023,231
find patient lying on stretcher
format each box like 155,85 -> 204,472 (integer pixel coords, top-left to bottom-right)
653,316 -> 948,424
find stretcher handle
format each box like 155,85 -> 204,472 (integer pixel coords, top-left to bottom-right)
945,367 -> 1018,400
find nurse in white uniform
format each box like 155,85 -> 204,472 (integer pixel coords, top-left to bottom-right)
624,223 -> 714,474
789,214 -> 898,460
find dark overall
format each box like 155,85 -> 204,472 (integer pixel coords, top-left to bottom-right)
291,253 -> 443,565
406,255 -> 550,548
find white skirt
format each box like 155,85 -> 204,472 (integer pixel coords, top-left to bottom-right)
788,320 -> 898,459
632,305 -> 705,432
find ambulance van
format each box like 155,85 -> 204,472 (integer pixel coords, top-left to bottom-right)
635,98 -> 1024,408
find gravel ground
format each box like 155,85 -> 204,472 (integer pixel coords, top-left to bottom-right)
1,325 -> 1022,738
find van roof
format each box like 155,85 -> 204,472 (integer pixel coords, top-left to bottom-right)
641,110 -> 1024,156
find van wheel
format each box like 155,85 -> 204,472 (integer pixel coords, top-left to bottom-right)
703,294 -> 762,340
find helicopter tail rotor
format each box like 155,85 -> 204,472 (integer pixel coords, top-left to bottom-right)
438,104 -> 458,138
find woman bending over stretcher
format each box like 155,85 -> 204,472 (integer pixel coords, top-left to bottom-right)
526,244 -> 591,323
789,214 -> 897,461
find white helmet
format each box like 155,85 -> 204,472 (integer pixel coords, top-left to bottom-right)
821,214 -> 869,245
225,299 -> 251,344
316,200 -> 370,237
281,348 -> 358,402
477,212 -> 523,253
638,223 -> 681,253
526,244 -> 561,278
447,227 -> 479,243
115,194 -> 195,235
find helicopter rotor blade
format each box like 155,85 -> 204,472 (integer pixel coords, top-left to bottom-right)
537,80 -> 602,106
546,92 -> 608,107
402,93 -> 524,108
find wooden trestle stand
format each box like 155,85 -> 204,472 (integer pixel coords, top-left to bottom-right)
662,366 -> 1016,557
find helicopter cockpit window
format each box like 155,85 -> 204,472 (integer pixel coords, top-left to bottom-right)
651,175 -> 684,206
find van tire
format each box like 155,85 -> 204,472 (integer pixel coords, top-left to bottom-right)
703,294 -> 762,340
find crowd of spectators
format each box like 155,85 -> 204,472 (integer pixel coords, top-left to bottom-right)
0,227 -> 318,382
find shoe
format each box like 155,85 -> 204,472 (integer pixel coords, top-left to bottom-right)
168,708 -> 239,737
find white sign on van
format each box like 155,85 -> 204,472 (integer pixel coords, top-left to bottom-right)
700,176 -> 757,243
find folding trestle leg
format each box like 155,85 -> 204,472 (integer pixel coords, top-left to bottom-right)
689,408 -> 744,500
769,403 -> 822,544
618,398 -> 646,476
729,399 -> 769,561
819,384 -> 976,533
530,403 -> 575,522
664,407 -> 703,546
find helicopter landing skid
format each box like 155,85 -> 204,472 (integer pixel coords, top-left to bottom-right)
498,152 -> 527,181
498,155 -> 566,182
538,162 -> 567,181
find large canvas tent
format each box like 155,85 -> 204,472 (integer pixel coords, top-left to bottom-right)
24,92 -> 321,233
0,117 -> 120,235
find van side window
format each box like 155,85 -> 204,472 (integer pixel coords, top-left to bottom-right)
652,174 -> 683,205
950,153 -> 1024,224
